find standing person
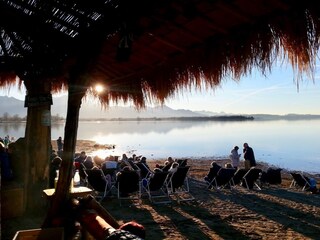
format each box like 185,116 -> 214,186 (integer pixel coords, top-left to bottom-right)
57,136 -> 63,151
0,142 -> 13,181
4,135 -> 10,148
229,146 -> 241,169
243,143 -> 256,169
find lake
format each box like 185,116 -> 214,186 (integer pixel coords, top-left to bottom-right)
1,119 -> 320,173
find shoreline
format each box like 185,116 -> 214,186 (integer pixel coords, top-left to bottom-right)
52,139 -> 320,176
52,139 -> 320,178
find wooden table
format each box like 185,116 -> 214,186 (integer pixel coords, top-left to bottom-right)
43,186 -> 93,199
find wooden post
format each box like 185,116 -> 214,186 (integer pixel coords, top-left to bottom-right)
24,78 -> 52,212
43,83 -> 86,227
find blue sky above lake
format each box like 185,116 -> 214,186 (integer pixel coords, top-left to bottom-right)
1,64 -> 319,115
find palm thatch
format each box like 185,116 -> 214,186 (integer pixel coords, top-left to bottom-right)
1,0 -> 319,107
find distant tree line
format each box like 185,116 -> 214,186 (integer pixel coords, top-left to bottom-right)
0,112 -> 64,122
79,115 -> 254,121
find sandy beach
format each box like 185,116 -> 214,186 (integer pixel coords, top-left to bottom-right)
2,140 -> 320,240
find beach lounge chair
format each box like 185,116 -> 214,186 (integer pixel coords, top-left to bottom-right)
260,168 -> 282,186
289,172 -> 311,191
204,164 -> 222,189
136,162 -> 153,179
79,163 -> 90,186
142,171 -> 171,204
101,167 -> 118,195
84,169 -> 109,202
176,159 -> 188,167
165,166 -> 194,202
230,168 -> 248,187
211,168 -> 237,190
116,170 -> 141,206
242,167 -> 262,190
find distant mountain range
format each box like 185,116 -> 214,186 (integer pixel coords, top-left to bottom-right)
1,96 -> 320,120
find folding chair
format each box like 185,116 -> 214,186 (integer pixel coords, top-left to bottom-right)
211,168 -> 236,190
176,159 -> 188,167
260,168 -> 282,186
79,163 -> 89,186
136,162 -> 153,179
290,172 -> 311,191
204,164 -> 222,189
84,169 -> 109,202
242,167 -> 262,190
101,167 -> 118,195
142,171 -> 171,204
165,166 -> 194,202
116,170 -> 141,206
230,168 -> 248,187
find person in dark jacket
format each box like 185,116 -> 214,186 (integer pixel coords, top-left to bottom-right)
243,143 -> 256,169
0,142 -> 13,181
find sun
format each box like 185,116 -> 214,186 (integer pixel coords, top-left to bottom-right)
94,84 -> 104,93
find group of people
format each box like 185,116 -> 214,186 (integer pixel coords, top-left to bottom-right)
229,142 -> 256,170
57,149 -> 186,194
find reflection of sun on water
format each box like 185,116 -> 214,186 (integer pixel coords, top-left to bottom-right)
90,135 -> 140,160
91,149 -> 123,160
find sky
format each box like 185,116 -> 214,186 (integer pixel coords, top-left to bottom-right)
1,63 -> 320,115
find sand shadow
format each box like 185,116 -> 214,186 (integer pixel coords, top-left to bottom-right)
260,186 -> 320,207
215,191 -> 320,239
151,200 -> 252,240
102,198 -> 167,239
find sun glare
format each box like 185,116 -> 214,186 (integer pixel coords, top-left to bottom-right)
95,84 -> 104,93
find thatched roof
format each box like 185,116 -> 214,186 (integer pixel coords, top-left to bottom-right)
1,0 -> 320,107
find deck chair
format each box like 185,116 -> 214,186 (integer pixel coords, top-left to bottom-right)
101,167 -> 118,195
290,172 -> 311,191
204,164 -> 222,189
84,169 -> 109,202
79,163 -> 89,186
136,162 -> 153,179
161,162 -> 173,172
242,167 -> 262,190
116,170 -> 141,206
176,159 -> 188,167
230,168 -> 248,187
211,168 -> 237,190
142,171 -> 171,204
260,168 -> 282,186
165,166 -> 194,202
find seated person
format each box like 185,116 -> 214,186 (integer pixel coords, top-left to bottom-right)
168,162 -> 179,174
204,161 -> 222,183
161,157 -> 175,172
102,157 -> 118,170
136,157 -> 151,179
49,156 -> 62,188
116,166 -> 140,197
125,158 -> 141,172
102,157 -> 119,184
116,166 -> 131,180
224,163 -> 233,169
83,156 -> 94,169
308,177 -> 318,194
119,154 -> 132,169
93,155 -> 104,168
74,151 -> 87,169
77,207 -> 145,240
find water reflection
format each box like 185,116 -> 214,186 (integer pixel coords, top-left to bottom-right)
1,120 -> 319,173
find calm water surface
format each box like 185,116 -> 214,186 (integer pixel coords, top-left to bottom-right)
1,120 -> 320,173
